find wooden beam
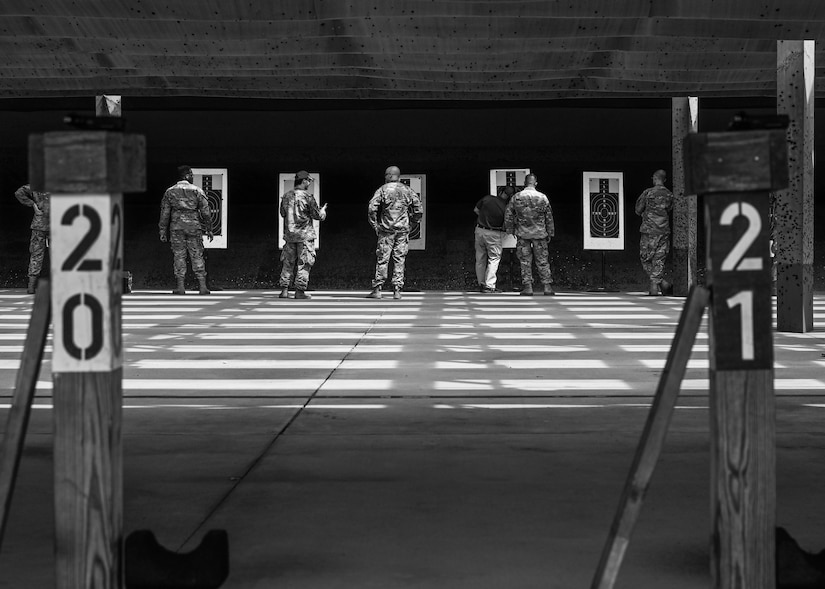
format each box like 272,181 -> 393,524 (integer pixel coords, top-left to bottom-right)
685,129 -> 784,589
775,40 -> 814,332
671,97 -> 699,297
30,130 -> 144,589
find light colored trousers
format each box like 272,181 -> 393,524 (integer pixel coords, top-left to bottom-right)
474,226 -> 506,288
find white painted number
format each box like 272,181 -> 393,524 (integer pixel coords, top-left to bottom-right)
726,290 -> 754,361
719,202 -> 763,271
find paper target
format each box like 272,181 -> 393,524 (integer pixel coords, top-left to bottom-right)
400,174 -> 426,250
193,168 -> 228,249
489,168 -> 529,249
582,171 -> 624,251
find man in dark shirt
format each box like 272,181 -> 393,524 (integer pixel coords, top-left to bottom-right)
473,186 -> 514,292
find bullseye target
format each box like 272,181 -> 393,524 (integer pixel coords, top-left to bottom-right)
582,172 -> 625,251
193,168 -> 229,249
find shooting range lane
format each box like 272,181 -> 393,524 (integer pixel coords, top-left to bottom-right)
1,289 -> 825,587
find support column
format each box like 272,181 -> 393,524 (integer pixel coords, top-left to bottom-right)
775,40 -> 814,332
671,97 -> 699,296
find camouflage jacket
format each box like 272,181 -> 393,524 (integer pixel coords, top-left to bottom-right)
15,184 -> 50,231
280,189 -> 325,243
635,185 -> 673,235
368,181 -> 423,234
159,180 -> 211,237
504,187 -> 555,239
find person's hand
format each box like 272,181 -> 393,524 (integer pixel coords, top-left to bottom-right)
321,203 -> 328,211
32,204 -> 42,216
207,231 -> 214,243
160,233 -> 167,242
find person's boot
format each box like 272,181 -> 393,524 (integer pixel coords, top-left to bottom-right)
295,290 -> 311,300
520,283 -> 534,296
26,276 -> 37,294
172,277 -> 186,295
647,280 -> 659,296
198,277 -> 210,295
659,280 -> 673,295
278,287 -> 289,299
543,283 -> 556,296
393,287 -> 402,300
366,286 -> 382,299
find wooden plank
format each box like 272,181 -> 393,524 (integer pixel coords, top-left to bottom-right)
710,369 -> 775,588
53,372 -> 123,589
0,281 -> 51,550
591,284 -> 709,589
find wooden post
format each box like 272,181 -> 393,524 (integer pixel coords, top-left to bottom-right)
775,41 -> 814,332
29,131 -> 145,589
671,97 -> 699,296
684,130 -> 786,589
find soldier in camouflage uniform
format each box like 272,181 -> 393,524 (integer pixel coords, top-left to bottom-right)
279,170 -> 327,300
15,184 -> 51,294
158,165 -> 213,295
504,174 -> 555,296
366,165 -> 423,300
635,169 -> 674,295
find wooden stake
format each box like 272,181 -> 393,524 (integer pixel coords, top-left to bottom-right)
0,281 -> 51,549
591,285 -> 709,589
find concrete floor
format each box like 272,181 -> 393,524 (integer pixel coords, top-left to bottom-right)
1,288 -> 825,588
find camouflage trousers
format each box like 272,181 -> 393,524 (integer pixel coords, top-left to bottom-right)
639,232 -> 670,283
28,229 -> 47,277
169,230 -> 206,279
372,231 -> 410,289
515,237 -> 553,285
279,240 -> 316,290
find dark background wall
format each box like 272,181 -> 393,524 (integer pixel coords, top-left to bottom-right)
0,99 -> 819,291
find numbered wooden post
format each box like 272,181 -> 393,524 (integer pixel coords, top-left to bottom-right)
684,130 -> 787,589
29,131 -> 145,588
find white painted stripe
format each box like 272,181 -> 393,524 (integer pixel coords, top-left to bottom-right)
604,333 -> 708,339
577,314 -> 669,319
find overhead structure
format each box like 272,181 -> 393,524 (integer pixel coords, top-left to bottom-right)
1,2 -> 825,100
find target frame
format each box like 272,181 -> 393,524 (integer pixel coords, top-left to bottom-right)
582,171 -> 625,251
489,168 -> 530,249
192,167 -> 229,249
400,174 -> 426,250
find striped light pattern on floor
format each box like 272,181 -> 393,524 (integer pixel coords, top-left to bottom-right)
0,288 -> 824,399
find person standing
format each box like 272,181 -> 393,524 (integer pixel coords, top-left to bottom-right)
504,174 -> 555,296
473,185 -> 514,292
278,170 -> 327,300
14,184 -> 51,294
635,169 -> 674,296
366,165 -> 423,300
158,165 -> 213,295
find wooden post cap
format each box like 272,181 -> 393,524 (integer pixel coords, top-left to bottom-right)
683,129 -> 788,195
28,131 -> 146,194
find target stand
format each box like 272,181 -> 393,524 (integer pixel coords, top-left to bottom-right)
582,172 -> 624,292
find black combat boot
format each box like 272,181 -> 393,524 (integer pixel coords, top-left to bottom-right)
198,277 -> 210,295
295,290 -> 311,299
26,277 -> 37,294
393,287 -> 402,300
520,283 -> 534,296
366,286 -> 382,299
278,287 -> 289,299
173,277 -> 186,295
